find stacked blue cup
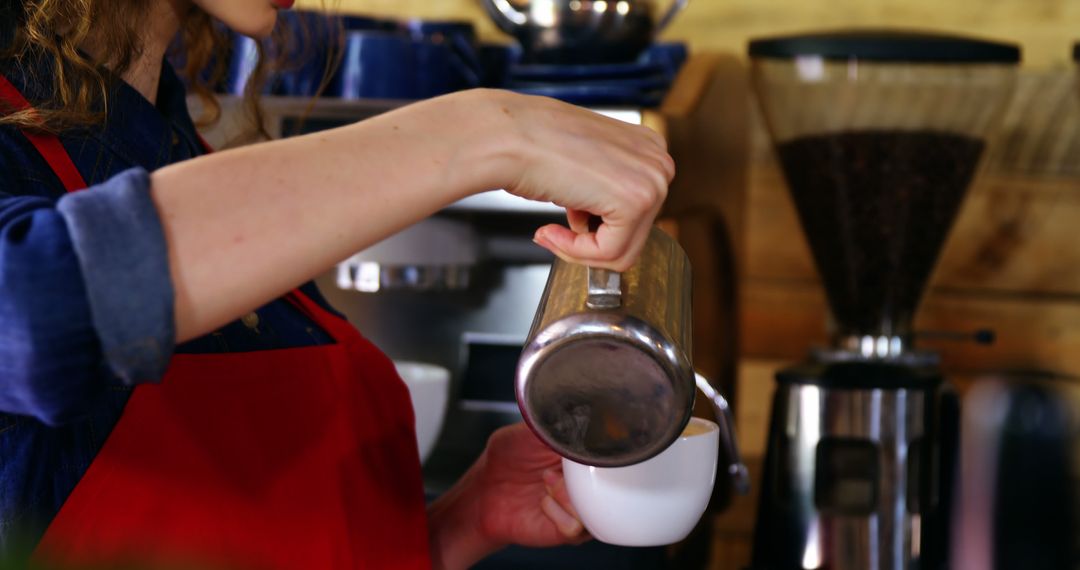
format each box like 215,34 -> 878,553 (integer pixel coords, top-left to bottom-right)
223,13 -> 488,101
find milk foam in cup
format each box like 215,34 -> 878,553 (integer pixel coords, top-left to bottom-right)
562,417 -> 720,546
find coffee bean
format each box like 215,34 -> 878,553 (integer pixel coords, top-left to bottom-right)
776,130 -> 985,337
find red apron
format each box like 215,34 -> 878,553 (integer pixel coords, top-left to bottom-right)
0,77 -> 432,570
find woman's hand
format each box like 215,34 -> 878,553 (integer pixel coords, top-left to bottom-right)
458,90 -> 675,271
427,423 -> 588,570
154,89 -> 671,342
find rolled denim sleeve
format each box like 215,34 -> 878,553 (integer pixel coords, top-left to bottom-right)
56,168 -> 175,385
0,168 -> 174,425
0,195 -> 99,425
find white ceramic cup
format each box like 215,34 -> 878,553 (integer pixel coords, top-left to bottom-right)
562,417 -> 719,546
393,361 -> 450,464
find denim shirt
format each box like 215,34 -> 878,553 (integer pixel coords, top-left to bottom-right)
0,60 -> 339,556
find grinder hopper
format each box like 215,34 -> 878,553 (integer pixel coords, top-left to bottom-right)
750,31 -> 1018,356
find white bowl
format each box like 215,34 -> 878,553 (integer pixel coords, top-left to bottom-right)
393,361 -> 450,464
562,417 -> 719,546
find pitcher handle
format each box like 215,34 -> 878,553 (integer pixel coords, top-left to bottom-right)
655,0 -> 689,35
584,215 -> 622,309
586,267 -> 621,309
695,372 -> 750,495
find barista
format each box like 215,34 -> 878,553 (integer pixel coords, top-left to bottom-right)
0,0 -> 673,568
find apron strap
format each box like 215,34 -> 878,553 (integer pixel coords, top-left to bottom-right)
283,290 -> 357,345
195,133 -> 214,155
0,75 -> 88,193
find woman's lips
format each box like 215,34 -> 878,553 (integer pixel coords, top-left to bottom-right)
272,0 -> 295,8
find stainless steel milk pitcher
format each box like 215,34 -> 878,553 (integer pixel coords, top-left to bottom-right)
516,226 -> 743,471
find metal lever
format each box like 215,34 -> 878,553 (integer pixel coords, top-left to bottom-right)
585,215 -> 621,309
695,373 -> 751,495
587,268 -> 621,309
915,328 -> 996,346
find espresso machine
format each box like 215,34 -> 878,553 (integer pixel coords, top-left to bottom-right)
746,31 -> 1019,570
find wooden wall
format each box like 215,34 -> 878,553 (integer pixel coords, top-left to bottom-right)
300,0 -> 1080,68
677,59 -> 1080,569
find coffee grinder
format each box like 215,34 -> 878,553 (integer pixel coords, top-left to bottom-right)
746,31 -> 1019,570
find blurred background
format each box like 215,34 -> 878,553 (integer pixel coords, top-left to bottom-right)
298,0 -> 1079,68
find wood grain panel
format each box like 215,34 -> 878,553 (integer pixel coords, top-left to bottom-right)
741,277 -> 1080,376
659,55 -> 752,408
746,166 -> 1080,294
706,531 -> 753,570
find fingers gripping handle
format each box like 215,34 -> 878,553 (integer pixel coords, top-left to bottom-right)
585,215 -> 622,309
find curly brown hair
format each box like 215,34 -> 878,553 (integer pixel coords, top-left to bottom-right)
1,1 -> 331,137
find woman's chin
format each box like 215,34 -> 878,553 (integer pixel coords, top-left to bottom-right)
234,14 -> 278,41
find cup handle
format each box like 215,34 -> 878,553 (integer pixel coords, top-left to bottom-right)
695,372 -> 750,495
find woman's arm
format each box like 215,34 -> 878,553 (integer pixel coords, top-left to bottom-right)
0,89 -> 671,424
154,89 -> 673,342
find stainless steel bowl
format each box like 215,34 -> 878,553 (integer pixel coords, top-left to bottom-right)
482,0 -> 688,64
